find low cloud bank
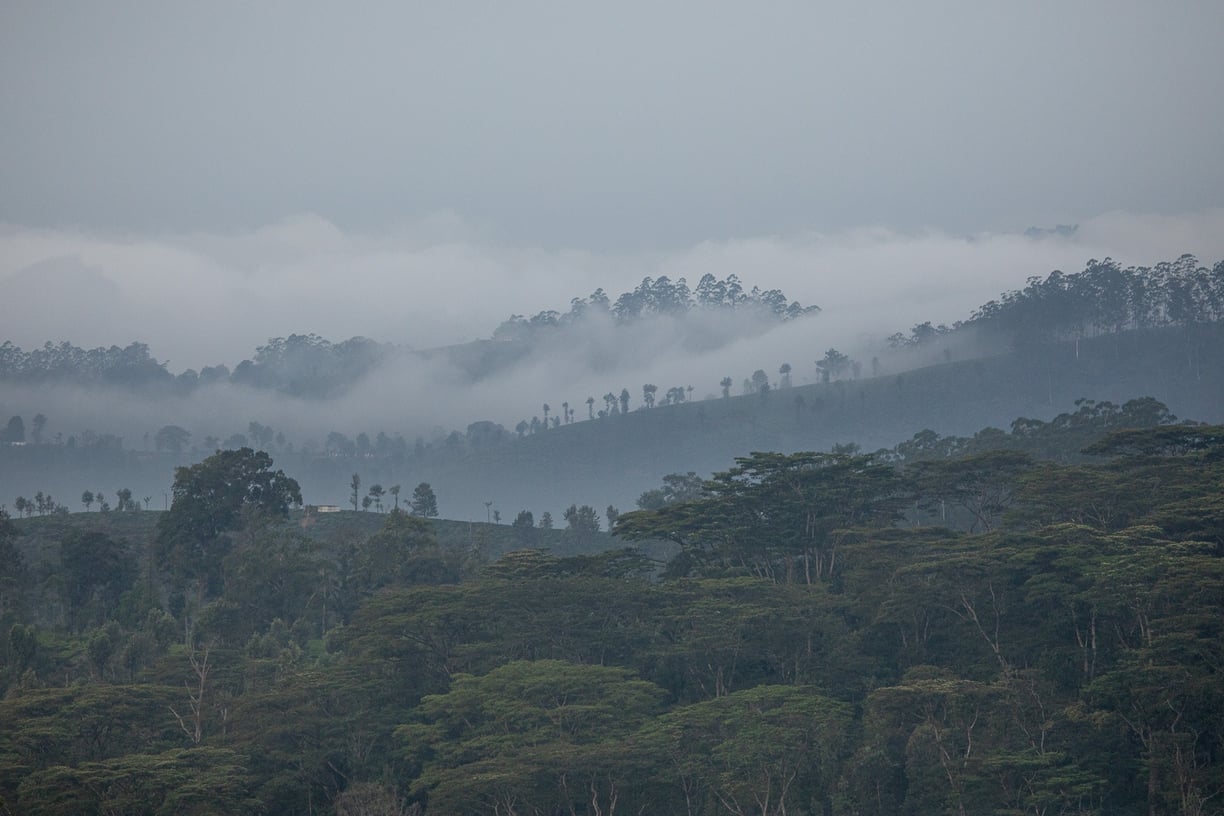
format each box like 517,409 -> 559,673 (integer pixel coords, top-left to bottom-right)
2,210 -> 1222,445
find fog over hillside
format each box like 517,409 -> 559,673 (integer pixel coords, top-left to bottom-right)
5,210 -> 1224,369
5,6 -> 1224,814
2,2 -> 1223,509
3,210 -> 1223,448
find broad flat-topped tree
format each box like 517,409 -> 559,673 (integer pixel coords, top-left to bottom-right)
155,447 -> 301,598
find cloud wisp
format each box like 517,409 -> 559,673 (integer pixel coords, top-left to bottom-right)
2,210 -> 1223,445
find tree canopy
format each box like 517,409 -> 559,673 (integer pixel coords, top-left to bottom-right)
3,411 -> 1223,815
155,448 -> 301,595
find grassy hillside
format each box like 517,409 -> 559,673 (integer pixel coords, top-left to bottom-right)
4,324 -> 1221,522
396,323 -> 1224,515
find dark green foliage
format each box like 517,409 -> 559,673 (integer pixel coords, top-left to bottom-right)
158,448 -> 301,543
0,509 -> 25,604
635,470 -> 705,510
58,530 -> 136,632
908,449 -> 1034,532
16,747 -> 256,815
1082,422 -> 1224,458
888,396 -> 1182,468
155,448 -> 301,596
969,255 -> 1224,343
3,419 -> 1223,814
354,509 -> 458,593
561,503 -> 600,548
510,509 -> 536,547
217,528 -> 325,642
410,482 -> 438,518
639,685 -> 852,815
400,660 -> 665,814
619,451 -> 903,582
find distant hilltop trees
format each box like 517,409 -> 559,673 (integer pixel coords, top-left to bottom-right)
229,334 -> 389,398
880,254 -> 1224,352
2,257 -> 1221,398
967,254 -> 1224,343
0,340 -> 172,388
0,334 -> 393,399
492,273 -> 819,341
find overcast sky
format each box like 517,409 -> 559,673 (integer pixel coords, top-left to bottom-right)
3,1 -> 1223,247
2,1 -> 1224,374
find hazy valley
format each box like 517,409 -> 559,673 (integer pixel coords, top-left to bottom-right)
4,4 -> 1224,812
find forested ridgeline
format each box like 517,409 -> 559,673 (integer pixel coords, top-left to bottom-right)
6,315 -> 1223,524
0,273 -> 816,398
3,256 -> 1222,519
966,253 -> 1224,343
2,256 -> 1221,397
1,413 -> 1222,814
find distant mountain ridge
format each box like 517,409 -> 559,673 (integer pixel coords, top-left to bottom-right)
2,255 -> 1222,520
1,254 -> 1220,401
3,322 -> 1220,522
0,272 -> 819,397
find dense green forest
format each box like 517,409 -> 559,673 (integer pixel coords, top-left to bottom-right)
2,399 -> 1221,814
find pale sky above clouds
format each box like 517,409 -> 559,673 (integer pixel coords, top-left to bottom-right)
2,1 -> 1224,380
3,0 -> 1224,495
3,211 -> 1224,373
2,1 -> 1222,248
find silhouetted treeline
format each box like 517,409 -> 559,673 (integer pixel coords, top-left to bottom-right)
3,258 -> 1221,399
0,273 -> 817,397
966,254 -> 1223,344
0,340 -> 172,387
883,395 -> 1180,465
229,334 -> 391,397
493,272 -> 819,340
875,254 -> 1224,352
